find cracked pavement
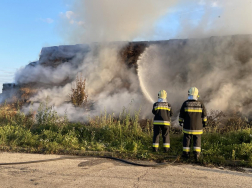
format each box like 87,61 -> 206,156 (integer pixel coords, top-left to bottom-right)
0,152 -> 251,188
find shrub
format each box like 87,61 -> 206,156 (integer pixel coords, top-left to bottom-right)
32,102 -> 68,134
70,74 -> 88,107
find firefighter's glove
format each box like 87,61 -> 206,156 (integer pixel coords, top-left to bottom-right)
179,123 -> 183,127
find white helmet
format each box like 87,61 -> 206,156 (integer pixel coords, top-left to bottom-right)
188,87 -> 199,97
158,90 -> 167,99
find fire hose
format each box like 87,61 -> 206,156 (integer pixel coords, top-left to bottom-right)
0,153 -> 180,167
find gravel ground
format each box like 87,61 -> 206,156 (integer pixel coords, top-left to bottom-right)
0,152 -> 251,188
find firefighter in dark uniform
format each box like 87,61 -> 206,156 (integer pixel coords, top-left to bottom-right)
152,90 -> 173,152
179,87 -> 207,160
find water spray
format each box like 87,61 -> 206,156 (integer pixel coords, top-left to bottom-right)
137,48 -> 155,104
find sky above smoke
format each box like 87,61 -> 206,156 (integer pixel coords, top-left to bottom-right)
8,0 -> 252,122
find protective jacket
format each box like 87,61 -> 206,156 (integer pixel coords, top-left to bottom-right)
152,101 -> 173,151
179,100 -> 207,135
152,102 -> 173,126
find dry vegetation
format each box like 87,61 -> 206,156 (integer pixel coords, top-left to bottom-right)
70,74 -> 88,107
0,74 -> 252,167
20,87 -> 38,102
0,97 -> 252,167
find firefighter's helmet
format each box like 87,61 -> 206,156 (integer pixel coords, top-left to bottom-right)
158,90 -> 167,99
188,87 -> 199,96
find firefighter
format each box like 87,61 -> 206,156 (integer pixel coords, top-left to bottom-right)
179,87 -> 207,161
152,90 -> 173,152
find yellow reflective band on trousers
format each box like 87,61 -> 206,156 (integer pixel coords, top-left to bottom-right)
194,147 -> 201,152
163,143 -> 170,148
203,117 -> 207,122
153,143 -> 159,148
153,121 -> 171,126
184,107 -> 202,113
155,107 -> 170,111
183,129 -> 203,135
183,147 -> 190,152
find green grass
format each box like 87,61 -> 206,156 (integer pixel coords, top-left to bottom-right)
0,102 -> 252,167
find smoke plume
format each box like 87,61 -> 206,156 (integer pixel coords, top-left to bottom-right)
12,0 -> 252,122
138,35 -> 252,118
15,0 -> 180,121
18,44 -> 149,121
60,0 -> 178,43
175,0 -> 252,38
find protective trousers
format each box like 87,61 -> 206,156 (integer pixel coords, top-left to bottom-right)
153,125 -> 170,152
183,133 -> 201,156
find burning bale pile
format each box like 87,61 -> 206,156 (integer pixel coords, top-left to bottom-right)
2,83 -> 18,92
1,35 -> 252,122
0,41 -> 149,115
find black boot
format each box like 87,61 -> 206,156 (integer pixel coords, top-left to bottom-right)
163,148 -> 169,153
194,152 -> 201,162
182,152 -> 190,159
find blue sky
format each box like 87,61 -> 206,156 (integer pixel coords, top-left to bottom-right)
0,0 -> 70,92
0,0 -> 223,93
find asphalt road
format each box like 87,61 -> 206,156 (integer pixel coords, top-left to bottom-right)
0,152 -> 251,188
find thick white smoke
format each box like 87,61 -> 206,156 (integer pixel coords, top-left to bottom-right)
174,0 -> 252,38
137,35 -> 252,117
15,0 -> 180,121
136,0 -> 252,118
18,44 -> 149,121
60,0 -> 251,41
12,0 -> 252,122
15,63 -> 75,85
60,0 -> 178,43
